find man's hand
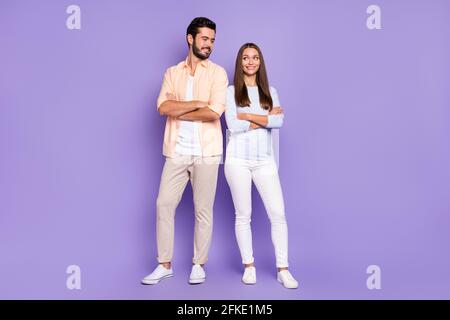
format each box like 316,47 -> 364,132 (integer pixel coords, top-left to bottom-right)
178,107 -> 220,121
166,92 -> 209,110
250,122 -> 261,130
269,107 -> 283,115
166,92 -> 177,101
195,101 -> 210,109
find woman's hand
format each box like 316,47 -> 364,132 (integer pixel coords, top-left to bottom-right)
237,113 -> 248,120
269,107 -> 283,115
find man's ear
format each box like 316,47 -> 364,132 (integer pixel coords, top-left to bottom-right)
187,34 -> 194,47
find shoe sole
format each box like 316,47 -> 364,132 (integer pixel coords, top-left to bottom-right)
141,273 -> 173,285
242,280 -> 256,285
189,278 -> 206,285
277,277 -> 298,289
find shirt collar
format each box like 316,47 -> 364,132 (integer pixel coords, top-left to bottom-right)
183,56 -> 209,70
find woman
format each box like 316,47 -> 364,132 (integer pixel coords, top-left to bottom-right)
224,43 -> 298,289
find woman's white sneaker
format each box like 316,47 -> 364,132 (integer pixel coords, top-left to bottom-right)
277,270 -> 298,289
141,265 -> 173,285
242,266 -> 256,285
189,264 -> 206,284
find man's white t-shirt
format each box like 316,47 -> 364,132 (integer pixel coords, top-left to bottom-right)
175,75 -> 202,156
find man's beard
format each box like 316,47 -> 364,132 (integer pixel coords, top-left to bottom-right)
192,40 -> 211,60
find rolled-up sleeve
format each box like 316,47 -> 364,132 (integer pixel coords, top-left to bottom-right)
266,87 -> 284,129
225,86 -> 251,133
156,68 -> 174,110
207,66 -> 228,116
267,114 -> 284,128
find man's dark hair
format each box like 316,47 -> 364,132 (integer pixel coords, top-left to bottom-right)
186,17 -> 216,46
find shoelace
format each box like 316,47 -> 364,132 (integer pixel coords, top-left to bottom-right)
191,266 -> 204,276
281,272 -> 295,282
153,266 -> 169,277
244,269 -> 255,275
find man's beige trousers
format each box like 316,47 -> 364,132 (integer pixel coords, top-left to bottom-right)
156,154 -> 221,265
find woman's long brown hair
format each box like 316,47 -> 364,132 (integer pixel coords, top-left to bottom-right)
233,43 -> 273,111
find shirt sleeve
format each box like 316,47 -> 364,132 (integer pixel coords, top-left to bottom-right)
207,66 -> 229,116
266,87 -> 284,129
156,68 -> 174,110
225,86 -> 251,133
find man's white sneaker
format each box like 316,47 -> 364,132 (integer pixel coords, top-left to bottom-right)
277,270 -> 298,289
242,266 -> 256,285
189,264 -> 206,284
141,265 -> 173,285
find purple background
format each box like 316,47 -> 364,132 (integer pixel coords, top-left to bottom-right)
1,0 -> 450,299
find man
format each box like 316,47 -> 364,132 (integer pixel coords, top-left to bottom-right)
142,17 -> 228,285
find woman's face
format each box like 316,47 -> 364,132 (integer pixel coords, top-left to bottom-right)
241,47 -> 260,77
